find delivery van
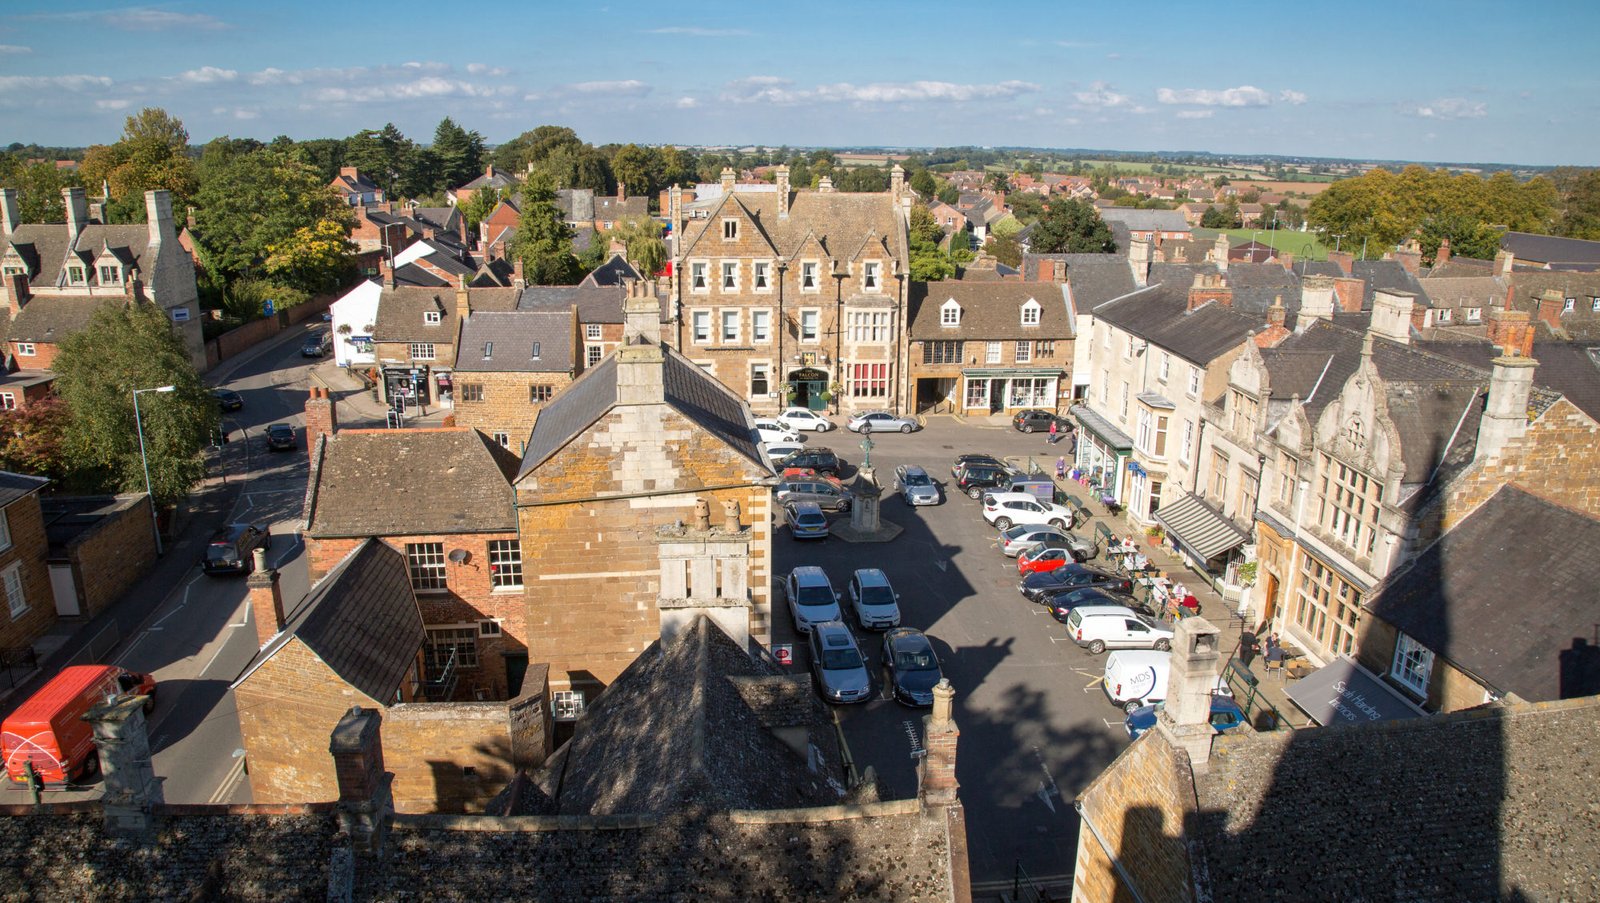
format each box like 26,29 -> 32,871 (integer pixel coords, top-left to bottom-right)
1102,649 -> 1171,713
1,665 -> 156,785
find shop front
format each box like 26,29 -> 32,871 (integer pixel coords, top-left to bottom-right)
960,369 -> 1059,415
786,366 -> 831,412
381,366 -> 454,411
1069,404 -> 1133,507
1153,490 -> 1249,578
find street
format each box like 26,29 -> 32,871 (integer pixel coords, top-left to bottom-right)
769,419 -> 1129,892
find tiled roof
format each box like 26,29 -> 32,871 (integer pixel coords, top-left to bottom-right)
679,189 -> 906,266
370,285 -> 519,342
1097,207 -> 1189,232
455,311 -> 573,373
907,281 -> 1072,340
5,223 -> 151,289
1500,230 -> 1600,266
391,263 -> 449,288
583,254 -> 641,286
517,354 -> 619,473
306,428 -> 519,538
524,616 -> 846,816
456,170 -> 515,192
0,469 -> 49,508
1508,270 -> 1600,340
1020,253 -> 1137,308
239,538 -> 424,703
1093,281 -> 1260,366
555,188 -> 595,223
1416,340 -> 1600,423
1366,484 -> 1600,701
7,295 -> 115,344
1418,275 -> 1507,311
592,195 -> 648,220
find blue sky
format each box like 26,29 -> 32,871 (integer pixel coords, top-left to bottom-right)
2,0 -> 1597,165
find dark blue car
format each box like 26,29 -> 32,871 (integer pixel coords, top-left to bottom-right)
881,627 -> 943,706
1124,695 -> 1247,740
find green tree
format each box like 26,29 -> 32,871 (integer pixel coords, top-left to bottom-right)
613,215 -> 667,276
1029,198 -> 1116,254
458,186 -> 503,230
937,184 -> 960,206
264,219 -> 357,294
492,125 -> 582,172
1561,169 -> 1600,240
1007,191 -> 1045,225
0,159 -> 80,222
343,124 -> 414,197
835,166 -> 889,192
986,171 -> 1011,192
610,144 -> 663,199
53,303 -> 216,505
79,108 -> 197,222
510,197 -> 581,285
432,117 -> 486,191
193,148 -> 353,280
910,169 -> 938,197
986,232 -> 1023,268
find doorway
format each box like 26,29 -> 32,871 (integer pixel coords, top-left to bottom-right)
989,379 -> 1005,414
788,367 -> 829,411
50,564 -> 79,617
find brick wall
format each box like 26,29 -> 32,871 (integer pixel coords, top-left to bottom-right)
451,370 -> 574,451
0,495 -> 54,650
67,494 -> 157,618
10,342 -> 60,370
1071,733 -> 1198,903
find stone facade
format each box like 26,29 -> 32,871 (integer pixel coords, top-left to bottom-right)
450,370 -> 573,452
1071,731 -> 1198,903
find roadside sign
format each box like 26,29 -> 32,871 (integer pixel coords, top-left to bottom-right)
170,307 -> 190,322
773,644 -> 793,666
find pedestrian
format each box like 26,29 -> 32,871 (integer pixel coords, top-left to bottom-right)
1048,421 -> 1058,445
1055,456 -> 1066,478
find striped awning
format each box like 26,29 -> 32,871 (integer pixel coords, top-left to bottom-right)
1155,492 -> 1249,561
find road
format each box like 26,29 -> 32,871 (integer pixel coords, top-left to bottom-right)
769,419 -> 1130,893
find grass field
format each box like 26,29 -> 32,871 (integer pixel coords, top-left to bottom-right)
1193,227 -> 1331,260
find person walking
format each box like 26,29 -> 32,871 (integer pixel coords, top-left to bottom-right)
1048,420 -> 1058,445
1055,456 -> 1066,479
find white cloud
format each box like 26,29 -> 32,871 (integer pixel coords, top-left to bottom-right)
676,96 -> 699,109
1279,89 -> 1307,105
568,79 -> 651,95
645,26 -> 751,37
95,98 -> 131,110
314,77 -> 511,103
0,74 -> 114,91
722,76 -> 1038,106
0,45 -> 31,55
466,63 -> 508,76
180,66 -> 237,84
105,8 -> 228,30
1405,97 -> 1487,120
1157,85 -> 1272,107
1176,110 -> 1214,119
1072,81 -> 1129,109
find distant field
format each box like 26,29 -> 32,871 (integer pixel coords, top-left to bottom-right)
1193,227 -> 1331,260
1236,179 -> 1335,196
1076,159 -> 1253,178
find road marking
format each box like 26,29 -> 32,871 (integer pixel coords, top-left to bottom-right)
1032,747 -> 1062,814
1103,719 -> 1124,730
208,754 -> 248,805
202,627 -> 242,675
934,559 -> 947,572
150,589 -> 191,629
1084,675 -> 1105,692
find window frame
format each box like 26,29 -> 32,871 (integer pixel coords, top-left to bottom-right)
586,345 -> 603,367
409,343 -> 436,361
425,625 -> 478,671
1188,365 -> 1201,397
691,310 -> 711,344
553,689 -> 586,721
1020,299 -> 1041,327
15,343 -> 34,357
405,542 -> 447,592
722,218 -> 739,241
752,260 -> 771,292
720,309 -> 741,343
751,362 -> 771,397
1390,632 -> 1434,698
940,299 -> 961,327
0,510 -> 11,554
2,561 -> 25,619
460,383 -> 484,403
751,308 -> 772,343
985,341 -> 1002,364
862,261 -> 881,292
424,310 -> 442,325
529,384 -> 552,404
488,539 -> 523,589
585,323 -> 602,340
799,309 -> 820,342
689,260 -> 709,293
720,260 -> 739,292
800,261 -> 820,293
1014,340 -> 1032,363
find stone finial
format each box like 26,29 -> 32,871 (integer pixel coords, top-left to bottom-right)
693,498 -> 712,531
721,499 -> 742,532
931,678 -> 955,727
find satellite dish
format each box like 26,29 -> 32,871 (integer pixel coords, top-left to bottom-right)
448,549 -> 470,564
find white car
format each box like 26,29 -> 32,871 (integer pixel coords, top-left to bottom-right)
754,418 -> 802,445
846,568 -> 902,630
1067,605 -> 1174,655
764,442 -> 805,466
777,408 -> 835,432
981,491 -> 1074,531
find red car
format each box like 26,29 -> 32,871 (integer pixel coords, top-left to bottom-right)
1018,543 -> 1076,575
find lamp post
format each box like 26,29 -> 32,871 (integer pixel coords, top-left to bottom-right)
133,385 -> 176,556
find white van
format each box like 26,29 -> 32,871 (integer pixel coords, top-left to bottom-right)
1103,649 -> 1229,713
1067,605 -> 1174,654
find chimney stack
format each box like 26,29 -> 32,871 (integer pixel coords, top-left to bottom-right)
1368,289 -> 1415,345
512,256 -> 525,290
144,190 -> 175,250
304,386 -> 338,451
1212,233 -> 1230,272
1327,250 -> 1355,276
889,163 -> 904,199
617,280 -> 664,405
247,548 -> 286,648
63,187 -> 89,243
1278,251 -> 1295,272
1129,237 -> 1151,288
1187,272 -> 1233,311
1298,274 -> 1335,328
86,695 -> 160,837
1393,239 -> 1421,275
1487,308 -> 1535,358
1052,259 -> 1068,285
818,175 -> 834,194
1475,350 -> 1538,464
380,255 -> 396,289
775,165 -> 790,219
917,679 -> 960,806
616,180 -> 626,202
0,188 -> 18,236
1494,248 -> 1514,277
1433,238 -> 1452,269
669,184 -> 684,237
1266,295 -> 1287,329
720,167 -> 736,194
329,706 -> 393,856
1156,617 -> 1222,771
1534,288 -> 1564,330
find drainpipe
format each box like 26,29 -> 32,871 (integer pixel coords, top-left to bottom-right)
1190,418 -> 1208,492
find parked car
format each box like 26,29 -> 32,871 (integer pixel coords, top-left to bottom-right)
882,627 -> 943,707
777,408 -> 834,432
203,522 -> 271,575
301,332 -> 330,357
785,447 -> 842,475
1011,409 -> 1074,434
809,621 -> 872,704
950,453 -> 1008,478
1017,542 -> 1081,576
776,476 -> 852,512
998,524 -> 1097,561
785,566 -> 841,634
1066,605 -> 1174,654
893,465 -> 941,506
953,463 -> 1013,499
211,388 -> 244,411
785,502 -> 830,540
764,442 -> 805,466
1043,588 -> 1157,623
754,418 -> 802,445
846,568 -> 901,630
1,665 -> 156,784
1125,696 -> 1248,740
265,422 -> 296,451
846,410 -> 919,433
1020,564 -> 1133,603
981,491 -> 1074,531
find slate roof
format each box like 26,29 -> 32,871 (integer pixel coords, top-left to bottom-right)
516,344 -> 764,478
1416,340 -> 1600,422
332,170 -> 381,195
455,311 -> 573,373
236,538 -> 424,704
907,281 -> 1072,340
1508,270 -> 1600,340
1019,253 -> 1137,309
305,428 -> 519,538
1418,275 -> 1508,311
591,195 -> 648,221
456,169 -> 515,193
392,263 -> 449,288
555,188 -> 595,224
6,295 -> 115,344
1182,695 -> 1600,901
1093,280 -> 1260,366
4,223 -> 151,289
523,616 -> 845,816
410,206 -> 459,234
1222,261 -> 1301,317
583,254 -> 641,286
1098,207 -> 1190,233
1500,230 -> 1600,267
370,285 -> 519,342
1365,484 -> 1600,701
0,470 -> 49,509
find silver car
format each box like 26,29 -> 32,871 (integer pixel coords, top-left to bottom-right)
785,502 -> 830,540
999,524 -> 1070,557
809,621 -> 872,704
786,566 -> 841,633
846,568 -> 901,630
893,465 -> 941,506
847,410 -> 919,433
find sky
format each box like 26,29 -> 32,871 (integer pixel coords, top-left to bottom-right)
2,0 -> 1598,166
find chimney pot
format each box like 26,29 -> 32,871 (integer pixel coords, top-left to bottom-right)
721,499 -> 742,532
720,167 -> 736,193
694,498 -> 712,531
0,188 -> 18,236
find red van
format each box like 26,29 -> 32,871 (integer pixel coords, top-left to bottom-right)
1,665 -> 156,785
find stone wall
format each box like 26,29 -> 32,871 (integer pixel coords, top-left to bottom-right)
67,494 -> 158,618
1071,732 -> 1198,903
450,370 -> 574,452
1356,615 -> 1490,713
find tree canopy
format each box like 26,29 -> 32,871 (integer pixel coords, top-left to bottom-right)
1029,198 -> 1117,254
192,147 -> 353,283
79,108 -> 197,221
612,215 -> 667,277
432,117 -> 486,190
509,177 -> 581,285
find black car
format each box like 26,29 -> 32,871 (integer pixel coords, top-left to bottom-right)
265,422 -> 297,451
203,522 -> 271,575
950,453 -> 1006,479
211,388 -> 244,411
785,447 -> 841,475
1020,564 -> 1133,603
881,627 -> 943,706
1012,409 -> 1074,434
1043,587 -> 1156,623
953,463 -> 1012,499
301,333 -> 330,357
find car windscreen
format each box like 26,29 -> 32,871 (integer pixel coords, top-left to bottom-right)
821,645 -> 863,670
858,585 -> 894,607
796,512 -> 826,526
893,649 -> 937,671
902,471 -> 931,486
795,585 -> 834,606
206,541 -> 238,561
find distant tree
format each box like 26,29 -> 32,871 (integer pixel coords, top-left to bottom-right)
218,278 -> 307,323
343,124 -> 413,197
1561,169 -> 1600,240
193,148 -> 353,280
492,125 -> 582,173
0,396 -> 70,483
432,117 -> 486,190
1418,213 -> 1501,261
1028,198 -> 1116,254
510,198 -> 581,285
458,186 -> 503,230
53,302 -> 216,505
1007,191 -> 1045,224
0,159 -> 80,222
610,144 -> 665,199
264,219 -> 357,295
296,138 -> 347,183
613,215 -> 667,276
835,166 -> 888,192
79,108 -> 197,221
910,168 -> 938,197
986,232 -> 1023,268
937,184 -> 960,206
986,171 -> 1011,192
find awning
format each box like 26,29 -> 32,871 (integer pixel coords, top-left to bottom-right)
1284,656 -> 1427,726
1070,405 -> 1133,450
1154,492 -> 1248,561
1135,391 -> 1176,410
962,368 -> 1061,379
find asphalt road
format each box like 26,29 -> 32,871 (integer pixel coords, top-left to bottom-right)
770,418 -> 1128,893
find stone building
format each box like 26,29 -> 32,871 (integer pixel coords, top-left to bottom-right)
368,281 -> 519,411
514,286 -> 775,706
0,471 -> 52,652
1,187 -> 204,371
904,280 -> 1075,415
450,306 -> 578,452
667,166 -> 911,415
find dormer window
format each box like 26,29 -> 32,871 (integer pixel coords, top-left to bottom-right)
0,263 -> 24,279
67,266 -> 86,285
722,218 -> 739,240
863,261 -> 880,291
98,265 -> 122,285
425,310 -> 442,325
940,298 -> 961,327
1564,298 -> 1576,313
1020,299 -> 1041,326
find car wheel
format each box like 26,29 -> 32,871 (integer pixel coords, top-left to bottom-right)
966,486 -> 981,499
1022,424 -> 1034,433
1087,639 -> 1107,654
899,423 -> 912,433
839,499 -> 851,512
1049,519 -> 1066,530
1154,639 -> 1171,651
1123,699 -> 1145,714
994,517 -> 1012,531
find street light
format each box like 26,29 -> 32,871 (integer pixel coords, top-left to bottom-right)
133,385 -> 176,556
